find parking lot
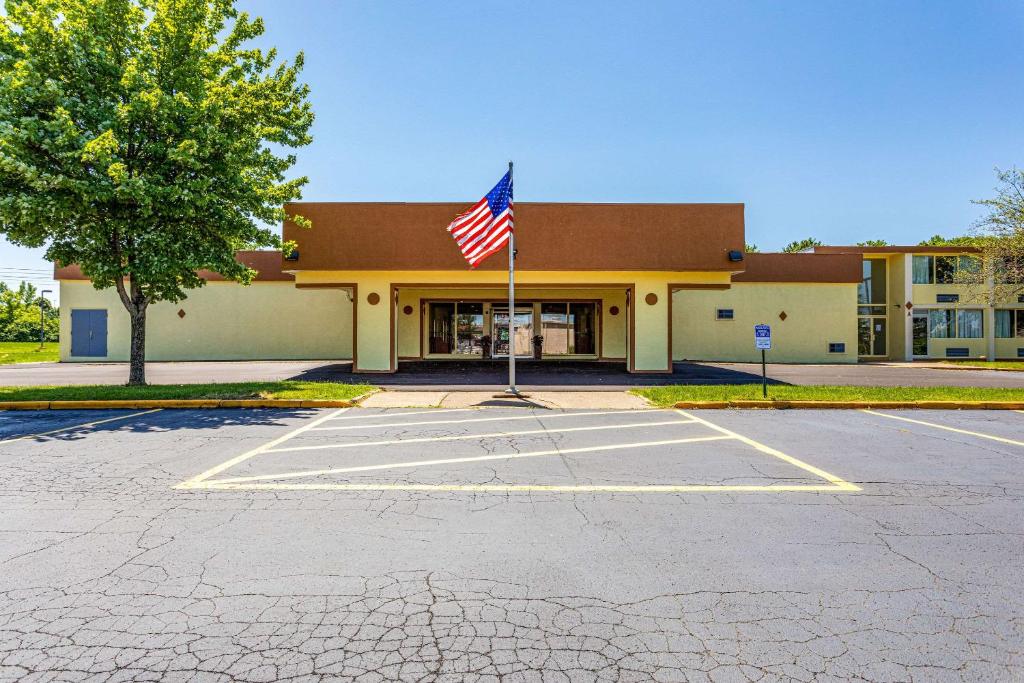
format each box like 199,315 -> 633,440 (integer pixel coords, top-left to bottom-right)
1,406 -> 1022,680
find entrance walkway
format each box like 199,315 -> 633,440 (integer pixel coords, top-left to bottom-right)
359,390 -> 651,410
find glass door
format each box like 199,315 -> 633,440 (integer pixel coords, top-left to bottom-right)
492,306 -> 533,357
912,312 -> 929,357
858,317 -> 887,358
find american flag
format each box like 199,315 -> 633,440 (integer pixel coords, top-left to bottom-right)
446,170 -> 513,268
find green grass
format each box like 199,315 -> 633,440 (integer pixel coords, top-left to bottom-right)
0,381 -> 375,403
634,384 -> 1024,406
940,360 -> 1024,371
0,342 -> 59,364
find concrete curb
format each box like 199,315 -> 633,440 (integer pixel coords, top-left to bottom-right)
0,398 -> 363,411
672,400 -> 1024,410
923,364 -> 1024,373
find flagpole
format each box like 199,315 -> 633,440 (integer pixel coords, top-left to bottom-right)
506,160 -> 517,395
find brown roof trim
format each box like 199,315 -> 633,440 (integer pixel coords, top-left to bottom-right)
732,253 -> 862,283
53,250 -> 292,282
814,245 -> 980,254
284,202 -> 745,272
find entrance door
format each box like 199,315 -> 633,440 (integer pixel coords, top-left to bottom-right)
912,312 -> 929,357
857,317 -> 887,358
70,309 -> 108,357
492,306 -> 533,357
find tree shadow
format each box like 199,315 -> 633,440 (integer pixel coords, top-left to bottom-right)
0,408 -> 321,444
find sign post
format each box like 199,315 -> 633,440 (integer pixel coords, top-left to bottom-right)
754,324 -> 771,399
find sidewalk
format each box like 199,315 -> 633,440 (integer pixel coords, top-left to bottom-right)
359,390 -> 652,410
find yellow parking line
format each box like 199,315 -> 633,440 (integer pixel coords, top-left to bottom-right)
862,409 -> 1024,447
676,409 -> 861,491
267,419 -> 698,453
194,482 -> 852,493
0,409 -> 160,445
309,410 -> 646,431
174,407 -> 350,488
195,435 -> 736,486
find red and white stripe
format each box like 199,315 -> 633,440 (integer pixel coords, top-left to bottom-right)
446,200 -> 513,268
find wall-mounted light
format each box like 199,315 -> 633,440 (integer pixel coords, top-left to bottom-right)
728,250 -> 744,262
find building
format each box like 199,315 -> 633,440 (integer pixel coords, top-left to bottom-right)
54,202 -> 1008,369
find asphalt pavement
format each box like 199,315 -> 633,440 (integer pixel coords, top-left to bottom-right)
0,406 -> 1022,680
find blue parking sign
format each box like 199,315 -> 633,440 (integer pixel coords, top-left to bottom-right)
754,324 -> 771,350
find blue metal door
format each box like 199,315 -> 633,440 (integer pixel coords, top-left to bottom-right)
71,310 -> 107,357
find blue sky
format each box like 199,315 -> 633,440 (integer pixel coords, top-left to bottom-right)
4,0 -> 1023,299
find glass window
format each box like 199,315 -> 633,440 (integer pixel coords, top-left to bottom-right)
928,309 -> 954,338
912,255 -> 934,284
957,309 -> 983,338
541,303 -> 569,354
540,302 -> 596,355
935,256 -> 957,284
858,259 -> 887,304
958,255 -> 980,275
1016,310 -> 1024,338
428,303 -> 455,354
716,309 -> 734,320
996,310 -> 1013,338
569,303 -> 596,355
455,302 -> 484,355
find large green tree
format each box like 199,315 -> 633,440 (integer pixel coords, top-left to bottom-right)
0,281 -> 58,342
951,167 -> 1024,295
0,0 -> 312,384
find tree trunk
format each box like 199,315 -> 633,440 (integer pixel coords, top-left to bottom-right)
128,308 -> 147,386
114,274 -> 149,386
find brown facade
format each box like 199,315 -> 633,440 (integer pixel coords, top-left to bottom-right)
733,253 -> 862,283
282,202 -> 745,272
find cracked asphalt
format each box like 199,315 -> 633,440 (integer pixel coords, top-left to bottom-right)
0,406 -> 1022,681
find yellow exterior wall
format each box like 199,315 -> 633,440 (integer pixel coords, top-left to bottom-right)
673,283 -> 858,363
59,280 -> 352,362
925,337 -> 987,359
294,270 -> 731,371
996,338 -> 1024,359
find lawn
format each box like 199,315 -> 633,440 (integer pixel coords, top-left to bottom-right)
0,342 -> 59,364
634,384 -> 1024,406
940,360 -> 1024,371
0,381 -> 375,403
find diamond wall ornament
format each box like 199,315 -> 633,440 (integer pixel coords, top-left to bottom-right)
778,311 -> 787,321
177,309 -> 186,318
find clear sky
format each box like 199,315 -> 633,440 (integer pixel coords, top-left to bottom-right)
3,0 -> 1023,300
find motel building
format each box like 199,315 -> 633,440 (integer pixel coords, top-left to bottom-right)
53,202 -> 1014,371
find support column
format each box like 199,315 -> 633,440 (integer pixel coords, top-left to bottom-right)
903,254 -> 914,361
352,276 -> 395,373
630,283 -> 671,373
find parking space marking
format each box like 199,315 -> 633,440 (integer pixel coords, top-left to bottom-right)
309,410 -> 650,432
862,409 -> 1024,447
0,409 -> 161,445
190,435 -> 736,486
177,408 -> 862,493
267,419 -> 698,454
196,482 -> 852,493
175,407 -> 350,489
676,410 -> 861,491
